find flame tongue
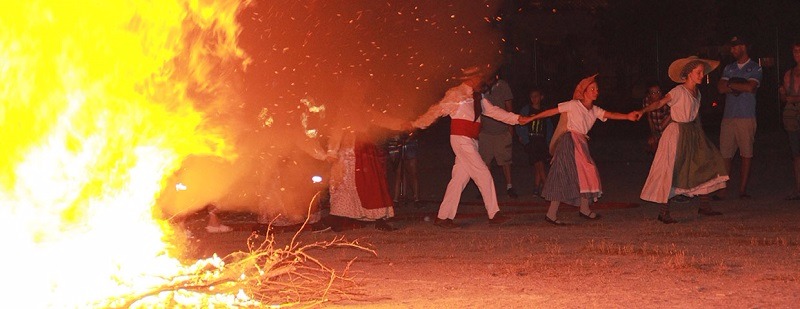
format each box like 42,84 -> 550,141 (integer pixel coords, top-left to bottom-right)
1,0 -> 248,307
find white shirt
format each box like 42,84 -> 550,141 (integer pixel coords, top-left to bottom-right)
557,99 -> 607,135
412,83 -> 519,129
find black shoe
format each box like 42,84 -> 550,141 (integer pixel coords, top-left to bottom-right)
308,222 -> 331,233
507,187 -> 518,199
545,216 -> 566,226
489,212 -> 512,225
374,219 -> 397,231
579,211 -> 601,220
698,208 -> 723,216
434,218 -> 459,229
657,214 -> 678,224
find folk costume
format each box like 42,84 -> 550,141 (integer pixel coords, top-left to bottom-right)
412,80 -> 520,221
540,75 -> 605,207
641,57 -> 729,204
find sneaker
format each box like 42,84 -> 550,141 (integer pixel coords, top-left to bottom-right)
205,224 -> 232,233
434,218 -> 459,229
489,212 -> 512,225
507,187 -> 518,199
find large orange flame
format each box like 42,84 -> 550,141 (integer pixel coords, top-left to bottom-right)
1,0 -> 250,307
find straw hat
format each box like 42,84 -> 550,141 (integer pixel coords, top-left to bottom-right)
572,74 -> 598,100
458,65 -> 486,81
667,56 -> 719,83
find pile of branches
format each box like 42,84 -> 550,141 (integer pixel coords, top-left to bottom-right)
113,227 -> 374,308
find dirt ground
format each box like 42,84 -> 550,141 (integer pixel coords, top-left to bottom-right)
184,126 -> 800,308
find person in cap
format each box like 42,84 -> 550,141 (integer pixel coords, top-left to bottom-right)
408,66 -> 535,228
716,36 -> 763,199
525,74 -> 639,225
779,41 -> 800,200
639,56 -> 728,223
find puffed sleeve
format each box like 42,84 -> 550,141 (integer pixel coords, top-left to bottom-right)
411,86 -> 463,129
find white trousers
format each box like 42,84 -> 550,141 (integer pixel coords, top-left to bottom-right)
438,135 -> 500,220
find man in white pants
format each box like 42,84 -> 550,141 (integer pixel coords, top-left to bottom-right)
409,66 -> 534,228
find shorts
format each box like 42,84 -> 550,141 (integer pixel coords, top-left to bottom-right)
387,137 -> 418,162
478,131 -> 512,166
720,118 -> 756,158
524,136 -> 549,164
788,129 -> 800,157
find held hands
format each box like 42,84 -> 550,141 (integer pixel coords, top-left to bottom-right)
629,110 -> 643,121
518,115 -> 535,125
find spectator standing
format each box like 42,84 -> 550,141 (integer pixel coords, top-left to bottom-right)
779,42 -> 800,200
478,76 -> 518,198
516,87 -> 553,197
642,82 -> 670,154
717,36 -> 763,199
386,132 -> 420,205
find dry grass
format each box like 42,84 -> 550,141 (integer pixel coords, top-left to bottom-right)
583,239 -> 686,257
748,236 -> 793,246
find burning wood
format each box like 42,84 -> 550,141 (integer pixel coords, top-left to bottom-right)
115,232 -> 374,308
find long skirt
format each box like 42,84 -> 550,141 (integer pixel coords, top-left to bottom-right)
330,141 -> 394,220
640,121 -> 728,203
541,132 -> 602,206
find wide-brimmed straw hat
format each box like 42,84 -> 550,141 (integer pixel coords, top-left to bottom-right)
573,74 -> 598,100
458,65 -> 486,81
667,56 -> 719,83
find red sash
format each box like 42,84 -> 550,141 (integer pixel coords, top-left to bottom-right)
450,118 -> 481,139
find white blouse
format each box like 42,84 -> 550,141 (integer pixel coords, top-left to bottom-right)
557,99 -> 607,135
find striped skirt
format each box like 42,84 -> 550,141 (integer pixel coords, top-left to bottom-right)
640,121 -> 728,203
541,131 -> 602,207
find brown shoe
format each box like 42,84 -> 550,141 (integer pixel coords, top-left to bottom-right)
434,218 -> 459,229
489,212 -> 512,225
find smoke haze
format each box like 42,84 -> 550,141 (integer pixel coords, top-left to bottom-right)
160,0 -> 503,219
